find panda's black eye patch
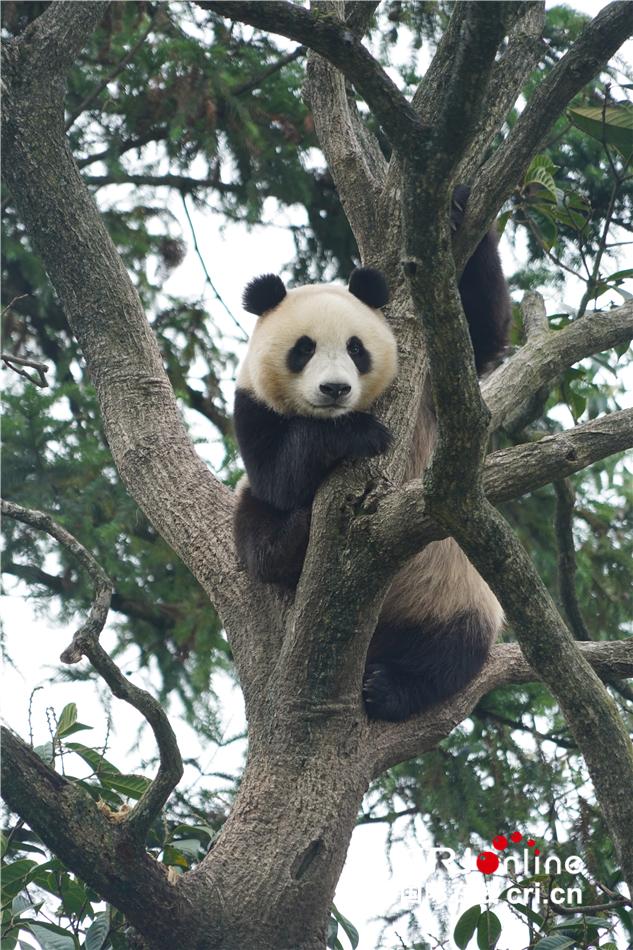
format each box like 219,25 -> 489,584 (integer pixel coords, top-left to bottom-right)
347,336 -> 371,374
287,335 -> 316,373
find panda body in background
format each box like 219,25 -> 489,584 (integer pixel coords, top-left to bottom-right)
233,188 -> 511,721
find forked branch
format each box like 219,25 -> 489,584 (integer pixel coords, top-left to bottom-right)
1,499 -> 183,840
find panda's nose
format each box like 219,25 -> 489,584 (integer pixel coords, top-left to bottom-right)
320,382 -> 351,400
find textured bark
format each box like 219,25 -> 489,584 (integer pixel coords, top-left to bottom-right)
3,2 -> 633,947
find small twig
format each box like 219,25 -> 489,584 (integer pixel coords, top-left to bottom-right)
1,352 -> 49,388
576,90 -> 627,319
28,685 -> 44,748
548,896 -> 630,915
232,45 -> 305,97
553,479 -> 592,642
1,293 -> 30,316
0,499 -> 183,841
180,193 -> 248,340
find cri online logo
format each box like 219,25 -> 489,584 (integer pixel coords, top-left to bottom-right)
476,831 -> 540,875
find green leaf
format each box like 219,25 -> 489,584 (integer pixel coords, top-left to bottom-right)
496,210 -> 512,236
331,905 -> 359,949
533,937 -> 575,950
60,877 -> 88,917
0,860 -> 37,900
84,913 -> 109,950
326,914 -> 338,949
568,104 -> 633,160
25,921 -> 77,950
476,910 -> 501,950
55,704 -> 77,739
525,166 -> 557,200
64,743 -> 120,777
454,905 -> 481,949
526,208 -> 558,250
33,743 -> 54,765
99,773 -> 151,800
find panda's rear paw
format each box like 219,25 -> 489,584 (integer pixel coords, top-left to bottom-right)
363,663 -> 410,722
450,184 -> 471,233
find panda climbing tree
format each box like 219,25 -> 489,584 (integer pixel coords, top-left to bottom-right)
2,4 -> 633,950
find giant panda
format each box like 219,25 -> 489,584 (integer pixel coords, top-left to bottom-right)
233,186 -> 511,721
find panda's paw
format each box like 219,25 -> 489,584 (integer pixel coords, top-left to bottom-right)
363,663 -> 410,722
353,415 -> 393,458
450,184 -> 471,233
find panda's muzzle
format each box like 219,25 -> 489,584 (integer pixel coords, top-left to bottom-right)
319,382 -> 351,402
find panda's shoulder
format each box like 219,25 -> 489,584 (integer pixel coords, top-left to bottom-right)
234,388 -> 289,442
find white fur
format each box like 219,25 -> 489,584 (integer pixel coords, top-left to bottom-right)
238,284 -> 398,416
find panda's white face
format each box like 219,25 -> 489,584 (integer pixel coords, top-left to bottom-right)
238,284 -> 398,417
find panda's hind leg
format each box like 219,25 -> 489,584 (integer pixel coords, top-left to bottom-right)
363,613 -> 494,721
233,485 -> 311,588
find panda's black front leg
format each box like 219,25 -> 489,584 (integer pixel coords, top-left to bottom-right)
326,412 -> 393,462
234,485 -> 311,588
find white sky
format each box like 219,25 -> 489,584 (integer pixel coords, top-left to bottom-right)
2,2 -> 632,948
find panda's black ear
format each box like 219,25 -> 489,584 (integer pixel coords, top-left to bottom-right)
348,267 -> 389,308
242,274 -> 287,316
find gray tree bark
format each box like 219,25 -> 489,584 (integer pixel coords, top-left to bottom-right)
2,3 -> 633,948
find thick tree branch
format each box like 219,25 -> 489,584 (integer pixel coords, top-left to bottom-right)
456,3 -> 547,183
200,1 -> 425,154
83,172 -> 240,194
371,639 -> 633,776
0,727 -> 199,947
375,407 -> 633,575
305,3 -> 387,255
483,299 -> 633,431
1,0 -> 275,698
456,1 -> 633,270
484,409 -> 633,503
1,500 -> 183,841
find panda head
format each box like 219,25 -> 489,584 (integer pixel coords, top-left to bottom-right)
237,268 -> 397,417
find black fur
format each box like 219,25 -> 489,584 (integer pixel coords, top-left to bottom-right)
234,389 -> 392,513
348,267 -> 389,309
286,335 -> 316,373
242,273 -> 287,316
363,612 -> 493,721
452,185 -> 511,372
347,336 -> 372,374
234,486 -> 311,588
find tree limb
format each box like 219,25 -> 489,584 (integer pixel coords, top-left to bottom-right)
83,172 -> 240,193
305,29 -> 387,253
371,639 -> 633,776
483,299 -> 633,431
483,408 -> 633,503
2,0 -> 275,695
456,1 -> 633,270
199,1 -> 425,153
1,352 -> 49,388
1,499 -> 183,841
0,727 -> 198,946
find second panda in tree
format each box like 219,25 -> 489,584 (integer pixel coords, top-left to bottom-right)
233,188 -> 511,721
